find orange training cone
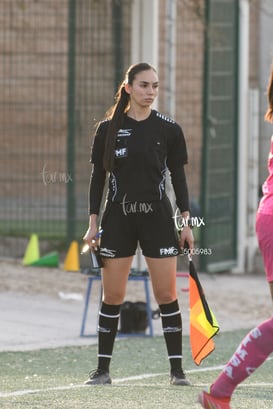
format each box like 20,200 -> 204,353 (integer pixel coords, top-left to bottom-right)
64,241 -> 80,272
22,234 -> 40,266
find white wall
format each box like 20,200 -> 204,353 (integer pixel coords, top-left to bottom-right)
234,0 -> 249,273
130,0 -> 160,271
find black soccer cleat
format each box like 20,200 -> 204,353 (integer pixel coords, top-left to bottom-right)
84,369 -> 112,385
170,368 -> 192,386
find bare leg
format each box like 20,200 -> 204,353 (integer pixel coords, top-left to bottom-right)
145,256 -> 177,304
101,256 -> 134,304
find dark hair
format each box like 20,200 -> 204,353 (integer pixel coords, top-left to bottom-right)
103,62 -> 157,171
264,61 -> 273,123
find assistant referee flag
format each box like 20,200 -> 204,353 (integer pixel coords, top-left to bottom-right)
189,257 -> 220,365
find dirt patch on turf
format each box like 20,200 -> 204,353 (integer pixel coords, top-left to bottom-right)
0,259 -> 152,303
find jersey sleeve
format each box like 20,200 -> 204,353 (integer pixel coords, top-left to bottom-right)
170,166 -> 189,213
90,121 -> 107,166
166,123 -> 188,169
88,122 -> 108,215
88,165 -> 107,215
167,123 -> 189,212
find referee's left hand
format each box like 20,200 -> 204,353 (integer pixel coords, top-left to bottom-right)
179,227 -> 194,253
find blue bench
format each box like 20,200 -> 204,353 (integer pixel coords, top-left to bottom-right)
80,272 -> 154,337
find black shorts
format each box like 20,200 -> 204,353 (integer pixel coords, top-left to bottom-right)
99,197 -> 181,259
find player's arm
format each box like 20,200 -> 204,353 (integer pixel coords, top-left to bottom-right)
169,166 -> 194,251
84,122 -> 107,246
83,164 -> 106,247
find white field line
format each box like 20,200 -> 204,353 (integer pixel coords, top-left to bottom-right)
0,361 -> 272,398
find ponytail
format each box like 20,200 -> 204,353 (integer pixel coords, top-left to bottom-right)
103,85 -> 129,171
264,63 -> 273,123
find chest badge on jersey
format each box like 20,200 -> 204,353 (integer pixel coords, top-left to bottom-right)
115,128 -> 132,158
115,147 -> 128,158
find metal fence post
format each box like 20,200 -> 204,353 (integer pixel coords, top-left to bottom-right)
67,0 -> 76,243
112,0 -> 124,91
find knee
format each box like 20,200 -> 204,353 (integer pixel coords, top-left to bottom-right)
155,293 -> 177,306
103,292 -> 124,305
264,316 -> 273,333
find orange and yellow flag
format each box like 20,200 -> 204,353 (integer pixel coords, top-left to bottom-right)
189,259 -> 220,365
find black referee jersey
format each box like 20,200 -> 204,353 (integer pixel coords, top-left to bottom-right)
89,109 -> 189,215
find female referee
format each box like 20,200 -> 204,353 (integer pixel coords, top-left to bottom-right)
83,62 -> 194,386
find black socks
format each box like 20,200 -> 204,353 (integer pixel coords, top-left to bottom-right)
96,300 -> 183,373
97,302 -> 121,372
159,299 -> 183,371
